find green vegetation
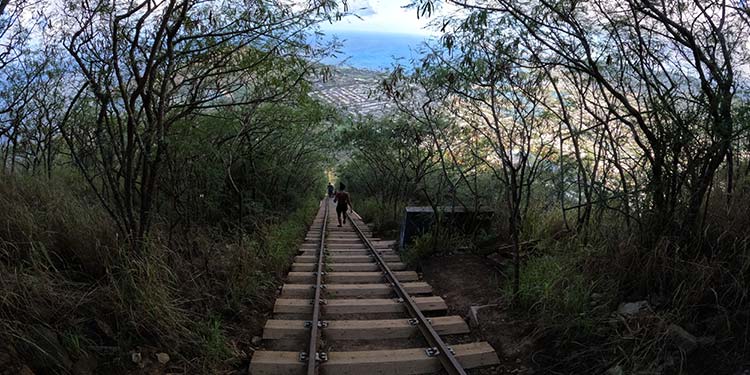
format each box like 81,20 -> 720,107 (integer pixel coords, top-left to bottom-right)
0,173 -> 323,372
399,226 -> 469,267
2,0 -> 750,374
350,196 -> 406,234
336,1 -> 750,373
202,317 -> 232,365
0,2 -> 340,372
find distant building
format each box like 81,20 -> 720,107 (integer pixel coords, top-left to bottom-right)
309,67 -> 397,118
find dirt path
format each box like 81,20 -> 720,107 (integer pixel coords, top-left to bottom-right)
420,254 -> 535,375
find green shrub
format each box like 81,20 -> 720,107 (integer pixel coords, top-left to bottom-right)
263,198 -> 320,272
109,243 -> 198,349
354,197 -> 404,234
500,232 -> 614,343
523,204 -> 568,242
202,317 -> 232,365
0,175 -> 117,277
0,176 -> 322,373
401,226 -> 469,266
511,254 -> 592,317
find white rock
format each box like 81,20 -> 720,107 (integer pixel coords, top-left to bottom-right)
156,352 -> 170,364
468,305 -> 480,327
467,304 -> 498,327
617,300 -> 648,316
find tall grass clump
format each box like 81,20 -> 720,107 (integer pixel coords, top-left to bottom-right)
506,181 -> 750,373
354,197 -> 405,234
224,197 -> 321,310
0,176 -> 323,373
201,316 -> 232,366
511,254 -> 591,318
263,198 -> 321,272
402,226 -> 469,266
0,175 -> 119,372
0,175 -> 118,277
109,243 -> 198,349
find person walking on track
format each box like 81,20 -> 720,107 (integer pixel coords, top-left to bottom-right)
333,183 -> 352,227
327,182 -> 334,198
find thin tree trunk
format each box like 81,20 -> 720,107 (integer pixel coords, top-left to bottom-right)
238,189 -> 243,247
509,172 -> 521,304
727,145 -> 734,205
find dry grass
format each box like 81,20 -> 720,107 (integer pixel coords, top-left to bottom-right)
0,175 -> 118,277
500,180 -> 750,374
0,176 -> 318,374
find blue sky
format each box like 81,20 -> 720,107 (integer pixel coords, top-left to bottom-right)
320,0 -> 438,35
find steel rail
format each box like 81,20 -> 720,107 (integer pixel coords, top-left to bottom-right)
306,199 -> 329,375
346,211 -> 467,375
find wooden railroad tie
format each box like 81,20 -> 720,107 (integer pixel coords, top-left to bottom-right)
248,199 -> 500,375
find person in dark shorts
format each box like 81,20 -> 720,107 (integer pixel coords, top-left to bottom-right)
327,182 -> 334,198
333,183 -> 352,227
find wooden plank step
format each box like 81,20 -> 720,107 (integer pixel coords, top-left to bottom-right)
301,244 -> 366,249
300,246 -> 367,251
305,237 -> 358,241
327,240 -> 394,245
294,255 -> 401,263
273,296 -> 446,314
326,238 -> 382,243
321,243 -> 394,249
280,282 -> 432,298
249,342 -> 500,375
262,316 -> 469,340
312,228 -> 369,232
320,247 -> 392,252
299,250 -> 397,257
324,232 -> 363,235
308,225 -> 358,228
324,245 -> 368,250
305,230 -> 366,235
299,252 -> 397,258
322,235 -> 364,239
318,252 -> 395,258
290,262 -> 406,272
288,271 -> 418,284
309,232 -> 373,237
303,247 -> 371,252
325,248 -> 394,253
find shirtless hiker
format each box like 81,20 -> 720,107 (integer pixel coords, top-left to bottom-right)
333,183 -> 352,227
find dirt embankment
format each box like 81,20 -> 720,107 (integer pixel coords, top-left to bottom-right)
420,254 -> 535,375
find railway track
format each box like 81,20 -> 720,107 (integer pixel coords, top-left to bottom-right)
249,199 -> 499,374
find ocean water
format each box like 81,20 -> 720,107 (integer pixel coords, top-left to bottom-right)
316,31 -> 431,71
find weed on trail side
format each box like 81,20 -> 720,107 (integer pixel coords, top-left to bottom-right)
390,192 -> 750,375
401,227 -> 470,267
497,204 -> 750,375
202,317 -> 232,366
0,176 -> 320,374
351,197 -> 405,236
